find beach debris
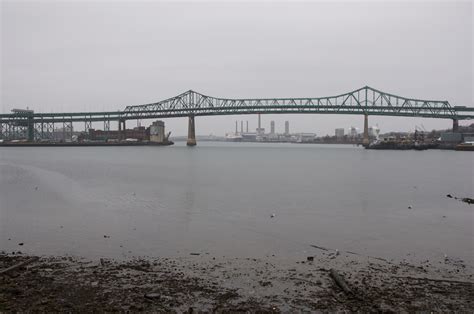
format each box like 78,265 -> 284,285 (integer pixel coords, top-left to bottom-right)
307,256 -> 314,262
270,213 -> 276,218
190,253 -> 201,256
103,235 -> 110,238
144,293 -> 161,300
461,198 -> 473,205
408,205 -> 413,209
446,194 -> 473,205
329,269 -> 352,295
91,281 -> 99,287
0,256 -> 39,275
310,244 -> 329,251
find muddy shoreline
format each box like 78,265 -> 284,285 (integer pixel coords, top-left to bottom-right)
1,251 -> 473,312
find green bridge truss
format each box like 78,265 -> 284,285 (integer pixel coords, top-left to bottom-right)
122,86 -> 473,120
0,86 -> 473,141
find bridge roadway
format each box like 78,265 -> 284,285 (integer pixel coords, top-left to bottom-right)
0,86 -> 473,145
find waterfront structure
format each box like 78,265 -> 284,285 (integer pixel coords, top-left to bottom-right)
150,120 -> 165,143
335,128 -> 345,138
270,121 -> 275,135
1,86 -> 473,145
297,133 -> 317,143
85,126 -> 148,142
285,121 -> 289,135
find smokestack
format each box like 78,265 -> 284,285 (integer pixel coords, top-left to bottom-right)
246,121 -> 248,133
241,121 -> 243,134
235,121 -> 238,134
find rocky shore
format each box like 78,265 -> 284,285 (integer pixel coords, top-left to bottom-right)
1,250 -> 473,312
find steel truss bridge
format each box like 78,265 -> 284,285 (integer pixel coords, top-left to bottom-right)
0,86 -> 473,145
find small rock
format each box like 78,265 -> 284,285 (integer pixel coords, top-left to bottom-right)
103,235 -> 110,238
18,243 -> 24,246
307,256 -> 314,262
408,206 -> 412,209
446,194 -> 453,198
190,253 -> 200,256
270,213 -> 276,218
91,281 -> 99,287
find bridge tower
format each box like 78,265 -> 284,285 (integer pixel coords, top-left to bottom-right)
362,114 -> 369,146
187,115 -> 196,146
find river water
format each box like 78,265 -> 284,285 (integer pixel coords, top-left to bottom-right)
0,142 -> 473,265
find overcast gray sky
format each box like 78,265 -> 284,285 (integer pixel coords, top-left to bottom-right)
1,0 -> 472,136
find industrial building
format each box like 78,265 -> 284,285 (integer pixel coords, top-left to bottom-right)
335,128 -> 345,138
150,121 -> 165,143
79,120 -> 167,143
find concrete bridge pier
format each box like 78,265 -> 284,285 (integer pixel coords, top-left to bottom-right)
118,119 -> 126,141
362,114 -> 369,146
27,116 -> 34,142
452,119 -> 459,133
187,115 -> 197,146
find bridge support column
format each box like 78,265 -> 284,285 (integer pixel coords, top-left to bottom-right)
187,115 -> 196,146
122,120 -> 126,140
27,116 -> 34,142
452,119 -> 459,133
362,114 -> 369,146
117,120 -> 126,141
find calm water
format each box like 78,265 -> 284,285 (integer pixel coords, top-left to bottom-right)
0,142 -> 473,265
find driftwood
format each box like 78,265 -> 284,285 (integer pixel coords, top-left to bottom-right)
0,256 -> 39,275
329,268 -> 353,295
310,244 -> 329,251
393,275 -> 474,286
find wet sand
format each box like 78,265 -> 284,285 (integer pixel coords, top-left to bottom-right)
1,250 -> 472,312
